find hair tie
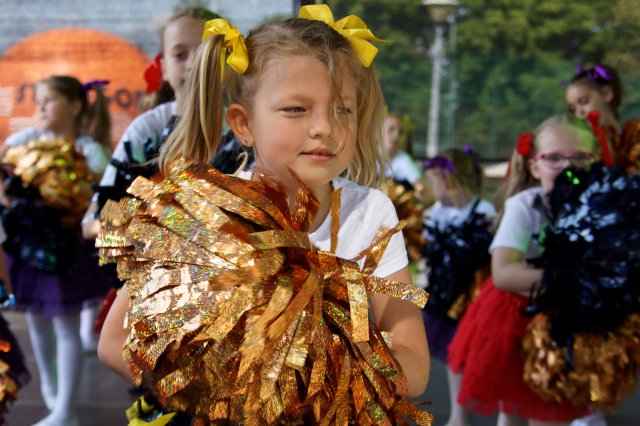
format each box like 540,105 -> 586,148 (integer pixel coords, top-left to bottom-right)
516,131 -> 533,157
298,4 -> 385,68
587,111 -> 613,166
202,18 -> 248,75
424,156 -> 457,174
82,79 -> 109,92
143,53 -> 163,94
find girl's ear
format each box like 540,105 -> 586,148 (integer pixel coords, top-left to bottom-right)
71,99 -> 83,120
226,103 -> 253,146
601,85 -> 614,104
528,157 -> 540,180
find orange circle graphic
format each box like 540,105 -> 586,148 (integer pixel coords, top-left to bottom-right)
0,28 -> 151,147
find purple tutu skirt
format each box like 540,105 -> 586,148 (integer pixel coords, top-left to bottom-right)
7,240 -> 112,317
422,310 -> 458,362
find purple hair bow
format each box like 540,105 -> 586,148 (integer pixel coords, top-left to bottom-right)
82,79 -> 110,91
424,155 -> 457,174
575,65 -> 611,82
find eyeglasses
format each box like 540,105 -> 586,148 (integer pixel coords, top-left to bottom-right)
533,151 -> 595,170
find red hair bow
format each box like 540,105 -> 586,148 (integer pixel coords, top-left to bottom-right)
587,111 -> 613,166
143,53 -> 163,94
516,132 -> 533,157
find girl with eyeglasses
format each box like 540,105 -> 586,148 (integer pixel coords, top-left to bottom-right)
448,115 -> 598,426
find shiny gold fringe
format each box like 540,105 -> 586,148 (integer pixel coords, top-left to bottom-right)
2,137 -> 95,220
381,180 -> 426,264
97,159 -> 433,425
523,313 -> 640,411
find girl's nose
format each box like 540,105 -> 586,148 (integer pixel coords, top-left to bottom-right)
309,111 -> 333,139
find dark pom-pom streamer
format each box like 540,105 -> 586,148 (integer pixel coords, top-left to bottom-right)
422,202 -> 493,320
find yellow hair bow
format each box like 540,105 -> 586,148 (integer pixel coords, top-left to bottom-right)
299,4 -> 385,68
202,18 -> 249,74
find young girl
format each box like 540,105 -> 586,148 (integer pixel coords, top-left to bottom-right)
448,115 -> 598,426
384,113 -> 422,188
1,75 -> 112,426
98,5 -> 430,424
422,147 -> 495,426
83,6 -> 220,231
565,64 -> 637,176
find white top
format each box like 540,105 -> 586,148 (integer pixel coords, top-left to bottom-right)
4,128 -> 109,174
100,101 -> 177,187
386,151 -> 421,185
426,198 -> 496,232
238,171 -> 408,278
490,186 -> 548,259
0,222 -> 5,245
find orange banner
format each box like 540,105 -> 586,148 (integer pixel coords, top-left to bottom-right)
0,28 -> 151,147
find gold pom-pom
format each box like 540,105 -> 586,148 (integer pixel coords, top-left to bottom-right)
381,179 -> 426,264
97,159 -> 432,425
2,137 -> 95,220
523,313 -> 640,410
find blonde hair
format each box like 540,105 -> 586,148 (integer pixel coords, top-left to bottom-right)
436,148 -> 483,196
160,17 -> 386,187
40,76 -> 112,151
494,114 -> 597,213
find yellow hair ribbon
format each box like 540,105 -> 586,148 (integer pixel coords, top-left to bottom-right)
298,4 -> 385,68
201,18 -> 249,74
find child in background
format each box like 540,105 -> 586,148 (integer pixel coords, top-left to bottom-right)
383,113 -> 422,188
98,5 -> 430,423
82,6 -> 221,238
448,115 -> 598,426
422,147 -> 495,426
1,75 -> 111,426
565,64 -> 638,176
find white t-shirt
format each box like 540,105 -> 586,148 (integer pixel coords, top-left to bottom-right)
100,101 -> 177,187
426,198 -> 496,233
386,151 -> 421,185
238,171 -> 408,278
0,222 -> 6,245
4,128 -> 109,174
490,186 -> 548,259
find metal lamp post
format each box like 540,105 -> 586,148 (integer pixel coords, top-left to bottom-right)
422,0 -> 458,158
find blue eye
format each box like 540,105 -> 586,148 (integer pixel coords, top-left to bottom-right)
283,107 -> 304,113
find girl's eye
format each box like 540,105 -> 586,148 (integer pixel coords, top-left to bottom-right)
579,97 -> 589,105
335,106 -> 352,114
283,107 -> 304,113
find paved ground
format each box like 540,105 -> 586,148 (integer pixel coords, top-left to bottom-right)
3,312 -> 640,425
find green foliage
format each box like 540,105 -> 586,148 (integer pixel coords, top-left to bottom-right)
327,0 -> 640,159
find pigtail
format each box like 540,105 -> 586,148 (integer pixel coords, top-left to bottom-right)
493,133 -> 537,219
159,35 -> 226,173
83,82 -> 112,152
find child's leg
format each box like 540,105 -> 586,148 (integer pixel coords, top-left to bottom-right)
529,420 -> 570,426
569,413 -> 608,426
26,312 -> 57,410
498,412 -> 527,426
445,367 -> 470,426
33,312 -> 82,426
79,298 -> 100,352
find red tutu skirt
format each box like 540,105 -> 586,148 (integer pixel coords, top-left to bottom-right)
447,279 -> 588,422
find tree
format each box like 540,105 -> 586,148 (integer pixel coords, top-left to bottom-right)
327,0 -> 640,159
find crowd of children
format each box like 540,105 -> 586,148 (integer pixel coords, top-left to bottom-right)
0,2 -> 639,426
